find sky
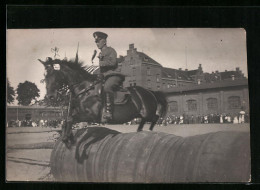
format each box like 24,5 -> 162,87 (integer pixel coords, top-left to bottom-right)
7,28 -> 248,105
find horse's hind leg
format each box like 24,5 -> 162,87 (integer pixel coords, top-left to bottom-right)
149,115 -> 159,131
137,118 -> 146,132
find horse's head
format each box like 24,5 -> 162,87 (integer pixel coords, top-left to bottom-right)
39,58 -> 65,100
39,57 -> 98,101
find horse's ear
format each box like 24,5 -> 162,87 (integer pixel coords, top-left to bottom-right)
38,59 -> 51,69
38,59 -> 46,65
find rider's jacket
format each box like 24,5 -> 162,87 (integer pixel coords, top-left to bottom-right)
98,46 -> 119,77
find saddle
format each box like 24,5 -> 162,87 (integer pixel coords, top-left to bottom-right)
94,73 -> 130,105
113,89 -> 130,104
92,78 -> 130,105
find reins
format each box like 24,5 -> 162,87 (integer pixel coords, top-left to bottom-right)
74,79 -> 103,98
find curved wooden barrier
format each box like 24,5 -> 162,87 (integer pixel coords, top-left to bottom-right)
50,127 -> 250,182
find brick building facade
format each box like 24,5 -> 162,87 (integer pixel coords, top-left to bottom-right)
165,79 -> 249,116
116,44 -> 249,117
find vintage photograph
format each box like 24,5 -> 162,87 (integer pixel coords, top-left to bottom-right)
6,28 -> 250,182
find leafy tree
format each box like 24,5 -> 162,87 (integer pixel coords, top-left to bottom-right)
16,81 -> 40,106
7,79 -> 15,104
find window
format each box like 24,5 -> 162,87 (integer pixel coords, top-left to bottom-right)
167,83 -> 170,88
147,80 -> 151,88
207,98 -> 218,110
169,101 -> 178,112
130,57 -> 133,65
187,99 -> 197,111
147,67 -> 151,75
228,96 -> 241,109
156,74 -> 160,82
157,86 -> 160,89
162,83 -> 166,89
133,67 -> 136,76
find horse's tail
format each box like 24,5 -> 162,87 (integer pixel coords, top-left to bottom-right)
151,91 -> 168,118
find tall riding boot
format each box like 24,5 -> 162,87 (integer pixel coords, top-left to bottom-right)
102,93 -> 113,122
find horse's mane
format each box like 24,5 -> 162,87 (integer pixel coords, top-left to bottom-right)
49,58 -> 96,81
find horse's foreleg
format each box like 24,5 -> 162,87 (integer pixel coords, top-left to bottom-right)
62,116 -> 75,146
149,115 -> 159,131
137,118 -> 146,132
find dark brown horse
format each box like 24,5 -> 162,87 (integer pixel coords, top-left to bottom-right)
39,58 -> 168,145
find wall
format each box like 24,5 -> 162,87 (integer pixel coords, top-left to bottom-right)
6,107 -> 65,121
167,86 -> 249,117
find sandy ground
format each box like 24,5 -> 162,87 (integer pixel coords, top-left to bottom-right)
6,123 -> 250,182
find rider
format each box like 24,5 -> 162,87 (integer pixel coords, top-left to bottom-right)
93,31 -> 124,122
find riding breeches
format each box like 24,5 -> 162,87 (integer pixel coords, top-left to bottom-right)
103,75 -> 123,94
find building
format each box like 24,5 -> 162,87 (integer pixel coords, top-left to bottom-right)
116,44 -> 249,117
6,105 -> 65,122
117,44 -> 201,91
165,79 -> 249,116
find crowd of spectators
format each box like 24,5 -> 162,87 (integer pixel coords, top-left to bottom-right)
7,119 -> 64,128
7,112 -> 250,128
158,112 -> 250,126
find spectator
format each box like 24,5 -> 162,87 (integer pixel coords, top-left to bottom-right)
220,114 -> 223,124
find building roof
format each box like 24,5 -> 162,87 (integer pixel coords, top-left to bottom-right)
219,70 -> 245,80
162,67 -> 195,81
137,52 -> 162,67
164,79 -> 248,93
187,69 -> 199,76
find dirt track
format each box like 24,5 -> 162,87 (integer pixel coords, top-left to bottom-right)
6,123 -> 250,182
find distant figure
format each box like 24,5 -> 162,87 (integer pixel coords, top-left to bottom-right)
32,121 -> 37,127
39,119 -> 44,127
204,115 -> 208,124
220,114 -> 223,124
233,116 -> 238,124
179,115 -> 184,124
227,115 -> 231,123
239,111 -> 245,124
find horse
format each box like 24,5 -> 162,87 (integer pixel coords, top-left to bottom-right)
39,57 -> 168,146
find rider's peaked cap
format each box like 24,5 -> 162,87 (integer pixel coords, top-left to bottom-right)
93,31 -> 108,41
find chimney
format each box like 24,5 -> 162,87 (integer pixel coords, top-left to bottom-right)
236,67 -> 240,71
179,68 -> 182,71
198,64 -> 202,69
225,70 -> 227,72
129,44 -> 134,50
185,69 -> 188,71
216,70 -> 219,73
198,64 -> 203,73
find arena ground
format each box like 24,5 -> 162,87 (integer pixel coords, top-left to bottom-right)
6,123 -> 250,181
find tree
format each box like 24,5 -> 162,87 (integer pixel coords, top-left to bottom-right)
16,81 -> 40,106
7,79 -> 15,104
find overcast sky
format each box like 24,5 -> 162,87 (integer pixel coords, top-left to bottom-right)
7,28 -> 247,104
